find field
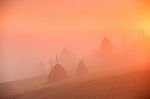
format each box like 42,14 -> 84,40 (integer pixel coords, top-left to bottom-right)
1,70 -> 150,99
0,75 -> 47,98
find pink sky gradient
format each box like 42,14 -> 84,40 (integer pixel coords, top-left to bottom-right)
1,0 -> 150,82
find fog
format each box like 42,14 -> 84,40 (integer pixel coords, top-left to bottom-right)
1,0 -> 150,83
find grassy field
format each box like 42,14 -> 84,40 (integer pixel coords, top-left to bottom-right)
1,70 -> 150,99
0,75 -> 47,98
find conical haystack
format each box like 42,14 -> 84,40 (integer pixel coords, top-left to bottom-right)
48,64 -> 68,83
76,60 -> 87,76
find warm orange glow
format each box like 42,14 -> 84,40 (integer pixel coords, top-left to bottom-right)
1,0 -> 150,83
1,1 -> 150,99
138,21 -> 150,36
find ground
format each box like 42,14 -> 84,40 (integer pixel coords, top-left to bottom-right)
1,70 -> 150,99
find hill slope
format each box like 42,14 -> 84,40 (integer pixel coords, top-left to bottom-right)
5,71 -> 150,99
0,75 -> 47,98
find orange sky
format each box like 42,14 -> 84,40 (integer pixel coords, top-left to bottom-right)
3,0 -> 139,31
2,0 -> 148,54
1,0 -> 150,82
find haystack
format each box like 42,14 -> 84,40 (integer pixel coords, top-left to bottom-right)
48,64 -> 68,83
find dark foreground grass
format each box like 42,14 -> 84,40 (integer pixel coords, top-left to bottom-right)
2,71 -> 150,99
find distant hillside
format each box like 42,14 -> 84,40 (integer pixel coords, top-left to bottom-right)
4,70 -> 150,99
